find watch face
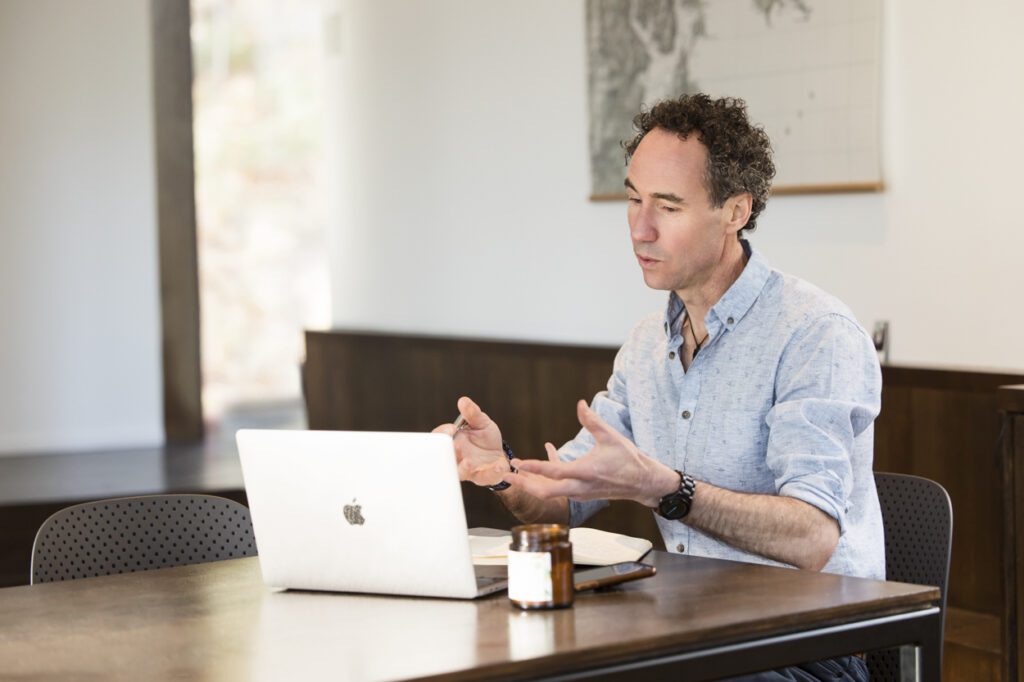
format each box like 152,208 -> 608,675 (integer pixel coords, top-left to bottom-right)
658,497 -> 689,520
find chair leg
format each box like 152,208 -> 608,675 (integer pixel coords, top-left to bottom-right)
898,615 -> 943,682
898,645 -> 919,681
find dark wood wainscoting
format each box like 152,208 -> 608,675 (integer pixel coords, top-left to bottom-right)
872,367 -> 1024,680
305,330 -> 1024,680
875,367 -> 1020,615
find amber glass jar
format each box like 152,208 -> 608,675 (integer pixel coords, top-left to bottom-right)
508,524 -> 574,609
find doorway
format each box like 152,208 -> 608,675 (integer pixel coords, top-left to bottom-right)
190,0 -> 330,434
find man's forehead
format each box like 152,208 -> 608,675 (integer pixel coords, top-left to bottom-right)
633,127 -> 706,162
626,128 -> 708,195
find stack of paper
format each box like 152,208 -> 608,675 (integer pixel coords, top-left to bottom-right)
469,527 -> 652,566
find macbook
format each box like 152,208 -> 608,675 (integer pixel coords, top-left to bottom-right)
236,429 -> 508,599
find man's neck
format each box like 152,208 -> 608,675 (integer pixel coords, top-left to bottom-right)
676,239 -> 748,338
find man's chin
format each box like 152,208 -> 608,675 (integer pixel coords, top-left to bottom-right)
641,271 -> 673,291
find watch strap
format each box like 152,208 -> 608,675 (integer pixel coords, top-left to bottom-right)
486,441 -> 517,492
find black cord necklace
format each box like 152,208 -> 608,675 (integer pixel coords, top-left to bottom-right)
686,318 -> 710,358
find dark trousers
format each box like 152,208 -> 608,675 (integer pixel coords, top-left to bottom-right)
725,655 -> 869,681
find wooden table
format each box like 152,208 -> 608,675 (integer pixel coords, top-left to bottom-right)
0,552 -> 941,681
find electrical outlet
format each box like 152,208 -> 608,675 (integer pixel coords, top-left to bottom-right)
872,320 -> 890,364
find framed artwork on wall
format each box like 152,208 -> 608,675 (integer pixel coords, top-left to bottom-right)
586,0 -> 883,199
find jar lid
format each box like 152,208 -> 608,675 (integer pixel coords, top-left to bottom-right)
511,523 -> 569,545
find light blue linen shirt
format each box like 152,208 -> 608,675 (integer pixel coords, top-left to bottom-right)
564,241 -> 885,580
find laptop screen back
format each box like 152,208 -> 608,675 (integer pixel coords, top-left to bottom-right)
237,429 -> 480,599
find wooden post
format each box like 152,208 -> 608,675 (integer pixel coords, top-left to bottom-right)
999,384 -> 1024,682
151,0 -> 203,441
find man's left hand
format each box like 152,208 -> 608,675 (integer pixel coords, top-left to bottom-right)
507,400 -> 678,507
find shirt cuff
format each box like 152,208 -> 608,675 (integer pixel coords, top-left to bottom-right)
568,498 -> 609,527
779,472 -> 848,535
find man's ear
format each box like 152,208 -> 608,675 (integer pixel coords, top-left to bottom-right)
724,193 -> 753,235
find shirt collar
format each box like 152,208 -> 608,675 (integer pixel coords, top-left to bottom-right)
663,289 -> 685,338
662,239 -> 772,338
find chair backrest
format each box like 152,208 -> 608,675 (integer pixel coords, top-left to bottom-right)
868,472 -> 953,681
30,494 -> 257,584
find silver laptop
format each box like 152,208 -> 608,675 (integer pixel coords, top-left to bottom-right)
236,429 -> 508,599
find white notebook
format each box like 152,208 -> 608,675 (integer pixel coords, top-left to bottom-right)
469,527 -> 653,566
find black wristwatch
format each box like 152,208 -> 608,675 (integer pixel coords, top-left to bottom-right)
656,470 -> 696,520
486,441 -> 517,492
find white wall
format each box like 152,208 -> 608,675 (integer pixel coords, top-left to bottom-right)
327,0 -> 663,349
328,0 -> 1024,372
759,0 -> 1024,372
0,1 -> 164,454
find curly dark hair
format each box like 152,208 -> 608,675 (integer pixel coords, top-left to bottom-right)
624,94 -> 775,233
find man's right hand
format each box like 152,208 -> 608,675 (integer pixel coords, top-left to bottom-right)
432,396 -> 511,488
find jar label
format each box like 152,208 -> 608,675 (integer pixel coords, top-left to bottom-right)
508,549 -> 553,603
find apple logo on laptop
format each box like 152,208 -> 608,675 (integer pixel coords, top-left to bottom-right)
343,498 -> 365,526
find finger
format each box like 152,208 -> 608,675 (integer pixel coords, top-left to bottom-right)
505,471 -> 589,500
512,457 -> 586,481
433,423 -> 456,437
545,442 -> 561,463
504,471 -> 567,499
457,396 -> 493,431
577,400 -> 617,442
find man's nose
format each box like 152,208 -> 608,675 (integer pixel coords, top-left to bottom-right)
630,206 -> 658,242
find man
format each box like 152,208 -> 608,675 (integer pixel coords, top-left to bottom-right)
435,94 -> 881,680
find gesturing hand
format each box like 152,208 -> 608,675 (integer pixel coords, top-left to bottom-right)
432,396 -> 511,488
507,400 -> 676,507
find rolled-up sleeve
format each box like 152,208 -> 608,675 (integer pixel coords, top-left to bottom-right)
562,339 -> 635,527
765,314 -> 881,534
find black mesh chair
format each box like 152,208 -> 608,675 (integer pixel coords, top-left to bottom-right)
30,494 -> 257,584
868,472 -> 953,681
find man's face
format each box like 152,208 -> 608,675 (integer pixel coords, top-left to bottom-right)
625,128 -> 739,294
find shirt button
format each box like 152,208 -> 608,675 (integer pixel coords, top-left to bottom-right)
681,410 -> 691,419
676,543 -> 685,553
668,351 -> 676,359
727,316 -> 735,325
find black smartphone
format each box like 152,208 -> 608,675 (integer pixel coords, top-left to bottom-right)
573,561 -> 657,592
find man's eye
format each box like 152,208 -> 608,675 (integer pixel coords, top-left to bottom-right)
660,205 -> 679,213
627,196 -> 641,205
